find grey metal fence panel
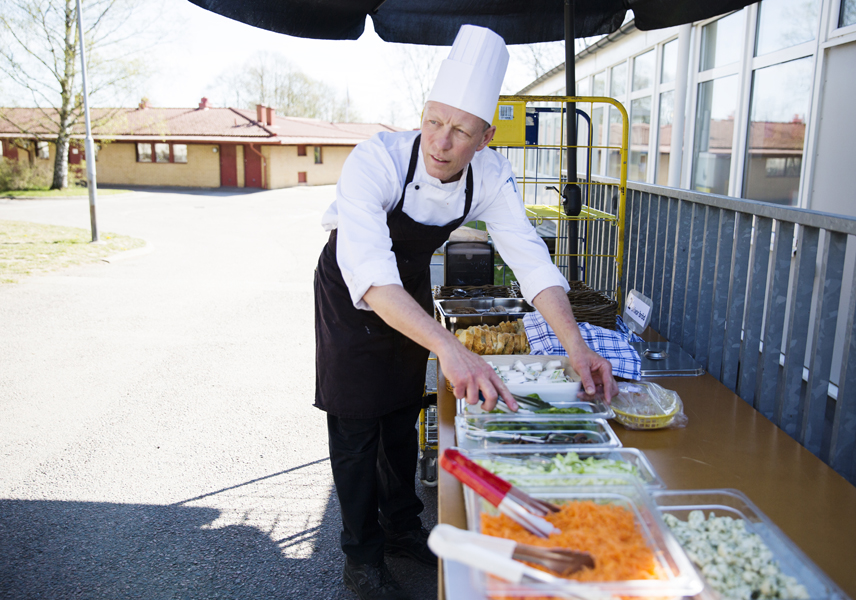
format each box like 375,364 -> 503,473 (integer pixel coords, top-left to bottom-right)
659,197 -> 679,340
681,203 -> 706,355
642,193 -> 657,305
623,189 -> 640,296
651,196 -> 670,334
737,217 -> 773,404
830,263 -> 856,483
707,210 -> 736,381
721,213 -> 753,393
669,200 -> 692,346
776,226 -> 819,439
802,231 -> 847,458
695,207 -> 721,370
755,221 -> 794,420
588,178 -> 856,484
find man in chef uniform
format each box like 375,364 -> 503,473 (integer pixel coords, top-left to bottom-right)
314,24 -> 618,600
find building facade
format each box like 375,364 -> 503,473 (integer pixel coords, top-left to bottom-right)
0,99 -> 400,190
520,0 -> 856,219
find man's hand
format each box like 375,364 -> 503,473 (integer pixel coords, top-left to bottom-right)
531,286 -> 619,401
565,337 -> 619,400
435,337 -> 518,412
362,284 -> 518,411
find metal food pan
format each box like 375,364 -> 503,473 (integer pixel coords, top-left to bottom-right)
454,415 -> 621,451
455,446 -> 665,488
435,298 -> 533,333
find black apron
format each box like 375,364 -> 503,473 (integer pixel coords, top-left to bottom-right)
314,135 -> 474,419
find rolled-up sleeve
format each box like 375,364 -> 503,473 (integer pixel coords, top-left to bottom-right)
471,169 -> 569,303
334,138 -> 406,311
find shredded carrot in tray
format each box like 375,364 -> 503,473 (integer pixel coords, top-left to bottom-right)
481,500 -> 662,582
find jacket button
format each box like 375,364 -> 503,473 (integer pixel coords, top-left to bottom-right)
414,185 -> 420,190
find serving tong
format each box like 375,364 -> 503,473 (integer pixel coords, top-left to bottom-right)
476,390 -> 553,411
428,524 -> 594,578
440,448 -> 560,538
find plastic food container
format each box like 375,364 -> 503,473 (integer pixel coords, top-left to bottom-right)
448,355 -> 582,397
611,381 -> 682,429
454,414 -> 622,450
463,482 -> 705,598
652,489 -> 849,600
454,446 -> 665,488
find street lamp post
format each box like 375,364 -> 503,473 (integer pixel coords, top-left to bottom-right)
75,0 -> 98,242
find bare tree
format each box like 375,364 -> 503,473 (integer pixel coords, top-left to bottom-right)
392,44 -> 444,125
0,0 -> 154,189
206,52 -> 357,122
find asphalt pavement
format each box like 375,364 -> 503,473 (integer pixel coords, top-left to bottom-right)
0,187 -> 439,600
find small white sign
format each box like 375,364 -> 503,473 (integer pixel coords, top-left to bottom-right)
624,289 -> 653,333
498,105 -> 514,121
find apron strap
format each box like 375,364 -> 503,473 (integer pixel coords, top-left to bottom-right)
392,135 -> 422,215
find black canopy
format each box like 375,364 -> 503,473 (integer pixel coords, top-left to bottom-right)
188,0 -> 757,45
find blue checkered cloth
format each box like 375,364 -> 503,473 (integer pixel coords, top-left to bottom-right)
523,311 -> 643,380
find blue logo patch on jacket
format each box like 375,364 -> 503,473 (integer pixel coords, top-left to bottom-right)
506,176 -> 518,194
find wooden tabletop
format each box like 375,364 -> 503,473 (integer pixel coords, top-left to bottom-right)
436,370 -> 856,599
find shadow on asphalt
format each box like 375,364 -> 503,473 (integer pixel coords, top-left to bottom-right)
0,472 -> 438,600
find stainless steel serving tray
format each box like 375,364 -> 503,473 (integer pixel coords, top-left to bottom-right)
434,298 -> 534,334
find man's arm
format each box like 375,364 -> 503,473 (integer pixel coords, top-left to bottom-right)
531,286 -> 619,399
362,284 -> 518,411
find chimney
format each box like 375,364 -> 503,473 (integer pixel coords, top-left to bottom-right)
266,106 -> 275,126
138,98 -> 149,110
256,104 -> 265,123
198,97 -> 210,110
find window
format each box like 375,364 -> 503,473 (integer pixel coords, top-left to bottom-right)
136,142 -> 187,164
632,50 -> 655,92
656,91 -> 675,185
297,145 -> 307,156
756,0 -> 820,56
700,11 -> 744,71
298,171 -> 307,183
314,146 -> 322,164
742,57 -> 812,205
606,63 -> 628,177
173,144 -> 187,164
155,143 -> 170,163
137,143 -> 152,162
841,0 -> 856,26
610,62 -> 627,98
592,71 -> 606,96
692,75 -> 739,195
629,97 -> 652,181
36,141 -> 50,159
661,39 -> 678,85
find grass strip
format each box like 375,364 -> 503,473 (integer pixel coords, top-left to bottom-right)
0,220 -> 145,283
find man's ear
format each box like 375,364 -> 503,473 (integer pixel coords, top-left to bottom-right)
477,126 -> 496,151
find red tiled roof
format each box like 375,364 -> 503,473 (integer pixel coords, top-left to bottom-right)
0,106 -> 401,145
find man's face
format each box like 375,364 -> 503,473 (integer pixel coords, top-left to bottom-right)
420,101 -> 495,183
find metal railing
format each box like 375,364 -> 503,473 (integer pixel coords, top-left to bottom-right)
597,176 -> 856,485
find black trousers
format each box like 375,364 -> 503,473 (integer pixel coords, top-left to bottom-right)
327,400 -> 424,565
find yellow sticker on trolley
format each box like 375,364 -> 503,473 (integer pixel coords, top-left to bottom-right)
490,101 -> 526,146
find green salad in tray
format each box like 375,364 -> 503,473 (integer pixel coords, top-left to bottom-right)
474,451 -> 642,486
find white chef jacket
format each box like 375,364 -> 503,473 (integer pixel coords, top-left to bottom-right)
321,129 -> 570,311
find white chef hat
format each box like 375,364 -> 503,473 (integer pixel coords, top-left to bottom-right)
426,24 -> 509,125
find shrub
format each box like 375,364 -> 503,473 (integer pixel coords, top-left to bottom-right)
0,160 -> 52,191
0,159 -> 87,191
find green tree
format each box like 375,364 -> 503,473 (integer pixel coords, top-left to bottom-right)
0,0 -> 151,189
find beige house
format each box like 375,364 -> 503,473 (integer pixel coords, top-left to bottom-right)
0,99 -> 401,189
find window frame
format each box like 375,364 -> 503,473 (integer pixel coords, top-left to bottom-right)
136,142 -> 188,164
